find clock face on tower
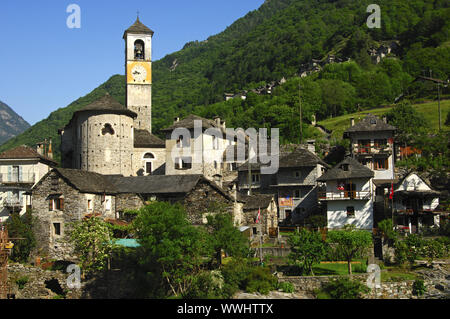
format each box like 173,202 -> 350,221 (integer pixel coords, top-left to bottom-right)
127,61 -> 151,84
131,65 -> 147,82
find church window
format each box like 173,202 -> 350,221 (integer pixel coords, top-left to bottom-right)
143,153 -> 155,175
134,40 -> 145,60
101,124 -> 115,136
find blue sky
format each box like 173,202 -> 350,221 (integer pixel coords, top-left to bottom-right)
0,0 -> 265,125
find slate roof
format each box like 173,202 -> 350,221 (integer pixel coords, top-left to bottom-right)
74,94 -> 137,118
134,129 -> 165,148
239,194 -> 274,210
238,145 -> 328,171
317,157 -> 374,182
46,168 -> 118,194
123,17 -> 154,38
0,145 -> 58,166
160,114 -> 221,132
344,114 -> 396,135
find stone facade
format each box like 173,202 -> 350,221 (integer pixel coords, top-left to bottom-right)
31,170 -> 115,260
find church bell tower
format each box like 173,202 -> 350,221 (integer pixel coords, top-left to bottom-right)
123,16 -> 153,133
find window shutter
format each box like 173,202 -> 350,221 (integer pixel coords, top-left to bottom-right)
385,158 -> 389,169
60,198 -> 64,211
19,166 -> 23,182
8,166 -> 11,182
49,199 -> 53,211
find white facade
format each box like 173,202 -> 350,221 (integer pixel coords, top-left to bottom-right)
0,158 -> 54,222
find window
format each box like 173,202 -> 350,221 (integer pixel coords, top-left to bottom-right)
358,139 -> 371,153
87,199 -> 93,211
176,135 -> 190,148
346,206 -> 355,217
101,124 -> 115,136
49,197 -> 64,211
374,158 -> 389,170
53,223 -> 61,236
143,153 -> 155,175
251,173 -> 260,184
341,164 -> 349,171
145,162 -> 152,174
175,157 -> 192,170
105,198 -> 111,211
134,40 -> 145,60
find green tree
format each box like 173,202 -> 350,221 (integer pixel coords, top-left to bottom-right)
288,228 -> 327,275
6,211 -> 36,263
327,225 -> 373,275
133,202 -> 213,297
70,216 -> 115,274
206,211 -> 249,266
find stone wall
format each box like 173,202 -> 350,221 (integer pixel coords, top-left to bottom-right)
278,273 -> 438,299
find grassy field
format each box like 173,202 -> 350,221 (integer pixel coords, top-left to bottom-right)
317,100 -> 450,141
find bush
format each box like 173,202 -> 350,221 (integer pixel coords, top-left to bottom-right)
6,211 -> 36,263
16,276 -> 29,289
184,270 -> 225,299
413,279 -> 426,296
244,266 -> 277,295
322,277 -> 369,299
277,281 -> 295,293
220,258 -> 253,298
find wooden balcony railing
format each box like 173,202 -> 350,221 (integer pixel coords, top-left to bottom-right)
318,191 -> 371,200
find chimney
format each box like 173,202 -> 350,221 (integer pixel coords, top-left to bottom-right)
174,117 -> 180,123
214,116 -> 221,127
383,116 -> 387,123
47,139 -> 53,159
350,117 -> 355,127
36,143 -> 44,156
307,139 -> 316,154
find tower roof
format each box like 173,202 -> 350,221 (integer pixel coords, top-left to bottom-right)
75,94 -> 137,118
123,17 -> 154,39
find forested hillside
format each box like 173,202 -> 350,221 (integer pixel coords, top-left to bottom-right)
1,0 -> 448,163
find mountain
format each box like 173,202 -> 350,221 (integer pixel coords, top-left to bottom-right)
0,101 -> 30,146
1,0 -> 448,162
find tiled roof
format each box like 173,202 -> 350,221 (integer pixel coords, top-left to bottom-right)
0,145 -> 57,166
239,193 -> 274,210
161,114 -> 221,132
52,168 -> 118,194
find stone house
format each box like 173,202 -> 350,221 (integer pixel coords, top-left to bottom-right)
317,157 -> 375,230
239,193 -> 278,239
238,143 -> 329,225
31,168 -> 117,260
105,174 -> 245,226
0,145 -> 57,222
390,172 -> 444,234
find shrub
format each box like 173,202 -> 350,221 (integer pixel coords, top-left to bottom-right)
15,276 -> 29,290
413,279 -> 426,296
220,258 -> 253,298
6,211 -> 36,263
277,281 -> 295,293
244,266 -> 277,295
322,277 -> 369,299
184,270 -> 225,299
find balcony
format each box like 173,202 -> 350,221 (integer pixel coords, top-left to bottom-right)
354,145 -> 392,155
0,173 -> 36,184
318,191 -> 371,201
4,199 -> 23,208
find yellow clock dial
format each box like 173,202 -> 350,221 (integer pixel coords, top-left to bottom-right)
132,65 -> 147,82
127,62 -> 151,84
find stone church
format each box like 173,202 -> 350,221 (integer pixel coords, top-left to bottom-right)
59,17 -> 166,177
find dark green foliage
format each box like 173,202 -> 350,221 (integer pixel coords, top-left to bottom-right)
184,271 -> 225,299
377,219 -> 397,242
15,276 -> 29,290
220,258 -> 254,298
243,266 -> 278,295
277,281 -> 295,293
321,277 -> 370,299
6,211 -> 36,263
413,279 -> 426,296
206,212 -> 250,265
